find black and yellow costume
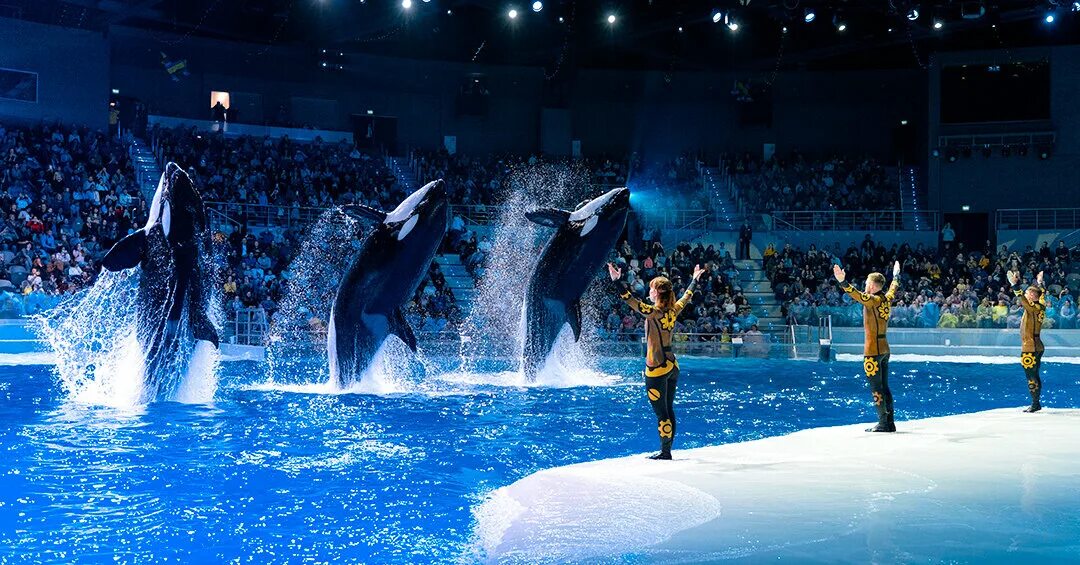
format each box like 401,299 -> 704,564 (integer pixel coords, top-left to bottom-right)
1013,283 -> 1047,412
842,279 -> 900,432
615,279 -> 696,458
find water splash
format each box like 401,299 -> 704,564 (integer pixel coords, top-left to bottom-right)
34,240 -> 223,407
457,163 -> 616,385
264,207 -> 361,385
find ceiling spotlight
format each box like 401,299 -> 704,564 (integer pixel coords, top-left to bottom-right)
907,8 -> 919,21
804,8 -> 816,23
1073,2 -> 1080,12
782,25 -> 788,33
532,1 -> 543,12
558,16 -> 564,22
833,15 -> 847,31
607,14 -> 616,24
447,9 -> 452,14
712,10 -> 723,24
678,26 -> 684,32
933,20 -> 943,29
1045,11 -> 1056,23
508,9 -> 518,19
728,21 -> 739,31
422,0 -> 431,3
401,0 -> 412,9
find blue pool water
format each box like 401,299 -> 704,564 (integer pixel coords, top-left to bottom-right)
0,356 -> 1077,563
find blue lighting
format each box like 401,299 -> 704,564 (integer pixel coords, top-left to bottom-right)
804,8 -> 816,23
1045,12 -> 1056,23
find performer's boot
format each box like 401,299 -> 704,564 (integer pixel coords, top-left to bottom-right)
884,396 -> 897,432
649,435 -> 673,460
647,451 -> 672,460
1024,377 -> 1042,413
866,402 -> 893,433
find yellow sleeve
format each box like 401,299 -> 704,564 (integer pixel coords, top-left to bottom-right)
673,289 -> 694,316
616,281 -> 657,318
842,284 -> 880,306
885,280 -> 900,302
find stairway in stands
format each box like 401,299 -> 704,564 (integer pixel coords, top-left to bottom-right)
701,166 -> 744,231
435,253 -> 477,316
389,156 -> 419,192
899,165 -> 933,231
734,259 -> 785,331
130,137 -> 162,203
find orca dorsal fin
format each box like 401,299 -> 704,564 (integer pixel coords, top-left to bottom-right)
342,204 -> 388,223
526,208 -> 571,228
566,298 -> 582,341
101,229 -> 147,272
389,308 -> 418,353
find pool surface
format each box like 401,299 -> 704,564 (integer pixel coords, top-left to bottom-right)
1,356 -> 1077,563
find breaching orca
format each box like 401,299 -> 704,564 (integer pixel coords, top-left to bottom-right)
521,187 -> 630,379
101,162 -> 219,397
328,179 -> 448,386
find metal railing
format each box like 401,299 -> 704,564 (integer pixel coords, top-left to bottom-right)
227,307 -> 270,346
638,209 -> 711,232
996,208 -> 1080,231
769,209 -> 939,232
205,201 -> 329,230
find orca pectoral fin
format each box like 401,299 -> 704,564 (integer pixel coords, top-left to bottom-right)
342,204 -> 388,223
193,313 -> 220,348
566,299 -> 582,341
101,229 -> 147,271
389,308 -> 418,353
525,208 -> 571,228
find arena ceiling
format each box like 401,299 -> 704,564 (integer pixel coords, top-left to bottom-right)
10,0 -> 1080,71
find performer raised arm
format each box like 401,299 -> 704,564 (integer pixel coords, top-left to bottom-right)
608,262 -> 705,460
834,260 -> 901,432
1007,270 -> 1047,412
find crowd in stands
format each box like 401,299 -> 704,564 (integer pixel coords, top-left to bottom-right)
599,239 -> 769,342
766,236 -> 1080,329
729,151 -> 898,213
0,122 -> 145,316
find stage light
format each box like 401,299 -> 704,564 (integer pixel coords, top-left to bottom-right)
558,16 -> 564,22
907,8 -> 919,21
804,8 -> 816,23
402,0 -> 412,9
933,20 -> 943,29
782,25 -> 788,33
532,1 -> 542,12
1045,11 -> 1056,23
833,15 -> 847,31
712,10 -> 723,24
447,9 -> 452,14
508,9 -> 518,19
607,14 -> 616,24
422,0 -> 431,3
1073,2 -> 1080,12
728,21 -> 739,31
678,26 -> 684,32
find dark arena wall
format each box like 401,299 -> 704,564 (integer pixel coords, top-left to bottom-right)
927,45 -> 1080,213
0,18 -> 110,129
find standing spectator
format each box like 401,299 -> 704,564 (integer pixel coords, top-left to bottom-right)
941,222 -> 955,257
738,220 -> 752,260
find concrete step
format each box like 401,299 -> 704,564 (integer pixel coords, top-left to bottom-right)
445,275 -> 474,289
738,270 -> 770,282
436,254 -> 463,266
454,288 -> 478,300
